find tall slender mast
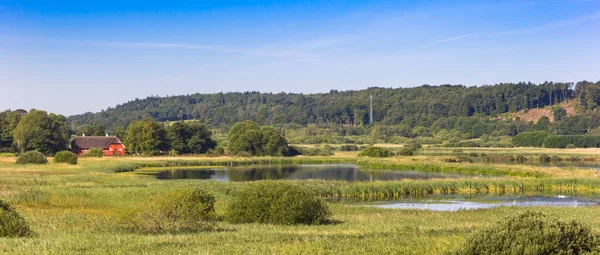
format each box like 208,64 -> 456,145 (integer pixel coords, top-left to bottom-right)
370,94 -> 373,124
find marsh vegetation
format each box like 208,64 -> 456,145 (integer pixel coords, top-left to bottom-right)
1,146 -> 600,254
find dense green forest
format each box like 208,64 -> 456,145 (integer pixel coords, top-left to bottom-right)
3,81 -> 600,154
69,81 -> 597,130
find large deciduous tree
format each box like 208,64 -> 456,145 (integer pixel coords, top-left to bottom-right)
12,109 -> 70,155
76,125 -> 107,136
167,121 -> 216,154
125,119 -> 169,155
228,120 -> 289,156
0,109 -> 27,152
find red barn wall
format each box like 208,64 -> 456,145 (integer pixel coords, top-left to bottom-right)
72,144 -> 125,156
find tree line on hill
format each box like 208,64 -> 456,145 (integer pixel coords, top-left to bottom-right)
69,81 -> 600,131
4,81 -> 600,155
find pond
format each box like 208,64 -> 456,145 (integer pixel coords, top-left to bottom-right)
150,164 -> 483,182
367,195 -> 600,211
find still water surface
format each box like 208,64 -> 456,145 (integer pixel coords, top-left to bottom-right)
152,164 -> 481,182
369,195 -> 600,211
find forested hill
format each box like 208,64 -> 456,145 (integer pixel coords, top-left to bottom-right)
68,81 -> 597,130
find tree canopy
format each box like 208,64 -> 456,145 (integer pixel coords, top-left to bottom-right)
12,109 -> 70,155
68,81 -> 586,130
167,121 -> 216,154
228,120 -> 290,156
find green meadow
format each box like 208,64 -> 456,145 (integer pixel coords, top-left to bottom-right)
2,149 -> 600,254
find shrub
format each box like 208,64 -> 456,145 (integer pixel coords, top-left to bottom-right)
358,146 -> 395,158
83,148 -> 104,157
543,135 -> 600,148
234,151 -> 252,158
208,146 -> 226,156
0,200 -> 33,237
298,147 -> 334,156
456,211 -> 600,254
340,144 -> 359,152
121,188 -> 218,234
53,151 -> 78,165
400,147 -> 415,156
16,151 -> 47,164
566,144 -> 576,149
515,155 -> 527,163
512,131 -> 549,147
227,182 -> 330,225
539,154 -> 551,163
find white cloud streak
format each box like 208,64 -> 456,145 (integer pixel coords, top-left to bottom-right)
372,11 -> 600,63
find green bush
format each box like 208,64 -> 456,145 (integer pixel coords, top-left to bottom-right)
358,146 -> 395,158
515,155 -> 527,163
543,135 -> 600,148
566,144 -> 576,149
512,131 -> 549,147
400,147 -> 415,156
0,200 -> 34,237
234,151 -> 253,158
298,147 -> 334,156
227,182 -> 331,225
539,154 -> 551,163
83,148 -> 104,157
339,145 -> 359,151
121,188 -> 218,234
208,146 -> 226,156
16,151 -> 47,164
53,151 -> 78,165
456,211 -> 600,254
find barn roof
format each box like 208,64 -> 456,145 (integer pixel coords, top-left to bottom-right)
72,136 -> 123,149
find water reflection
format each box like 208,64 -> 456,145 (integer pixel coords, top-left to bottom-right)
153,164 -> 476,182
370,195 -> 600,211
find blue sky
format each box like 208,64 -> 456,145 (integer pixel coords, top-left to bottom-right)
1,0 -> 599,115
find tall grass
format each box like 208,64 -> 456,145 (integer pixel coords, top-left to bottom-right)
294,179 -> 600,199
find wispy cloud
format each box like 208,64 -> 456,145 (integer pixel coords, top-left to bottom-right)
87,41 -> 319,59
370,11 -> 600,64
488,11 -> 600,36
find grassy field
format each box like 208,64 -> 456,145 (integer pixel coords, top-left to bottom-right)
2,149 -> 600,254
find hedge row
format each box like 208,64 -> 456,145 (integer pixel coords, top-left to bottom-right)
513,132 -> 600,148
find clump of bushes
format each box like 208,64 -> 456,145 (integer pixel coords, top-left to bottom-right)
0,200 -> 34,237
227,182 -> 331,225
16,151 -> 47,165
233,151 -> 253,158
295,147 -> 334,156
53,151 -> 78,165
339,144 -> 359,151
121,188 -> 218,233
358,146 -> 395,158
400,143 -> 421,156
400,147 -> 415,156
512,131 -> 549,147
83,148 -> 104,157
456,211 -> 600,254
207,146 -> 226,156
539,154 -> 551,163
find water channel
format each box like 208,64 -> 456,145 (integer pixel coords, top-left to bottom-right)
150,164 -> 482,182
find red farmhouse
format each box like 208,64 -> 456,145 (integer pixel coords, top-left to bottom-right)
71,135 -> 126,156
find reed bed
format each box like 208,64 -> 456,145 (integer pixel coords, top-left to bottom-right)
2,157 -> 600,254
293,179 -> 600,199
